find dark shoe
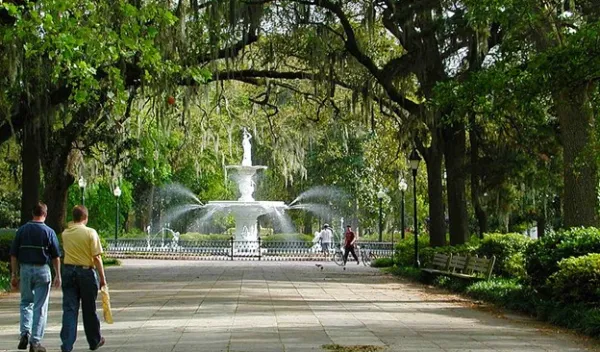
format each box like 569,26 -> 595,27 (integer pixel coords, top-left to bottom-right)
18,332 -> 29,350
90,337 -> 105,351
29,343 -> 46,352
357,261 -> 360,265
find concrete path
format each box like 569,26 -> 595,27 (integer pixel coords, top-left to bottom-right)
0,260 -> 597,352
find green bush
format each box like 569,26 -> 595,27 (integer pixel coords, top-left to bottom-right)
102,257 -> 121,266
537,302 -> 600,337
525,227 -> 600,295
371,257 -> 393,268
0,261 -> 10,292
389,263 -> 600,338
0,231 -> 15,263
394,234 -> 430,266
477,233 -> 531,278
431,275 -> 470,292
385,265 -> 422,281
466,278 -> 537,314
548,253 -> 600,305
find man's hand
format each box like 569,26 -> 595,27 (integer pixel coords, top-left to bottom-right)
53,276 -> 62,289
99,277 -> 107,289
11,276 -> 19,291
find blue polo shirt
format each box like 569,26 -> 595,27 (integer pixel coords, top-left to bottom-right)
10,221 -> 61,265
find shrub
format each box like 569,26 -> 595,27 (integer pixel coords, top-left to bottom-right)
477,233 -> 531,278
466,278 -> 537,314
0,261 -> 10,292
394,234 -> 430,266
525,227 -> 600,294
102,257 -> 121,266
548,253 -> 600,305
385,265 -> 422,281
537,302 -> 600,338
0,231 -> 15,263
432,275 -> 470,292
371,258 -> 393,268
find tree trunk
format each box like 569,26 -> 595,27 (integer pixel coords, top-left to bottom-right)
303,212 -> 313,235
537,212 -> 546,238
20,117 -> 41,225
555,85 -> 599,227
469,117 -> 487,237
422,131 -> 446,247
443,123 -> 470,244
134,181 -> 152,231
42,152 -> 74,234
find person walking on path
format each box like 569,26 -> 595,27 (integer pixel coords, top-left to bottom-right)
320,224 -> 333,253
60,205 -> 107,352
343,225 -> 360,266
10,202 -> 62,352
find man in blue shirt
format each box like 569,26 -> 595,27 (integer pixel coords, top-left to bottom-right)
10,202 -> 62,352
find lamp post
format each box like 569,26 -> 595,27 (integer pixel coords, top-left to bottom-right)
409,148 -> 421,268
113,186 -> 121,242
399,178 -> 408,240
78,177 -> 87,206
377,190 -> 385,242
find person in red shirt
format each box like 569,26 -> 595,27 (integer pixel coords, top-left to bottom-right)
343,225 -> 360,265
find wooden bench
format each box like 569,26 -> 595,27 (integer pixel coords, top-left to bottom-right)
421,253 -> 452,275
421,253 -> 496,280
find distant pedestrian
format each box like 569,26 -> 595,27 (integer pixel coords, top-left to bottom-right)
60,205 -> 107,352
343,225 -> 360,265
320,224 -> 333,253
10,202 -> 62,352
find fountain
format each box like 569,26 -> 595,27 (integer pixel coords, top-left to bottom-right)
205,128 -> 287,243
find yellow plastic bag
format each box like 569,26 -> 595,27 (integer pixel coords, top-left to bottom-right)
100,286 -> 114,324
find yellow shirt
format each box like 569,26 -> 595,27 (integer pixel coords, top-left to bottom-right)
62,222 -> 103,267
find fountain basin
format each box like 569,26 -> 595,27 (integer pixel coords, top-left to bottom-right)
206,201 -> 287,243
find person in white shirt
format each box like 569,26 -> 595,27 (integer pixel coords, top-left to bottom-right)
320,224 -> 333,253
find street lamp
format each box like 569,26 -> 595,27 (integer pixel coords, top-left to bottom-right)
409,148 -> 422,268
78,176 -> 87,206
113,186 -> 122,242
399,178 -> 408,240
377,190 -> 386,242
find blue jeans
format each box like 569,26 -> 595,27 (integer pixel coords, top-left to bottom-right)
19,263 -> 51,344
60,265 -> 102,351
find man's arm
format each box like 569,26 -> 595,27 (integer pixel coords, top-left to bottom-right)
10,255 -> 19,289
93,255 -> 107,289
51,257 -> 61,288
49,231 -> 62,288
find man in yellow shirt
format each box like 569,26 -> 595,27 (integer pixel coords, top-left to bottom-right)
60,205 -> 107,352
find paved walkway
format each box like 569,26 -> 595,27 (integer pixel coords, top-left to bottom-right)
0,260 -> 597,352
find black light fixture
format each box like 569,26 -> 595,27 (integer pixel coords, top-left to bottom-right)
399,178 -> 408,240
409,148 -> 421,268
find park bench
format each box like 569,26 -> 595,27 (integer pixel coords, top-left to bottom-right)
421,253 -> 496,280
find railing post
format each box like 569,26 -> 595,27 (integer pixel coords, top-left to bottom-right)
258,237 -> 262,261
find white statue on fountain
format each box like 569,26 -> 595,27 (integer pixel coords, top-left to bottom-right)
242,128 -> 252,166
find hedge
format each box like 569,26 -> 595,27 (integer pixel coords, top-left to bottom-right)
525,227 -> 600,295
388,266 -> 600,338
548,253 -> 600,305
0,231 -> 15,263
371,257 -> 393,268
477,233 -> 531,278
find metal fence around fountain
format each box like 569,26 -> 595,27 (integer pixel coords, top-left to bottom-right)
106,238 -> 393,261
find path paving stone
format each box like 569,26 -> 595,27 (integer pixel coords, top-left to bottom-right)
0,260 -> 597,352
